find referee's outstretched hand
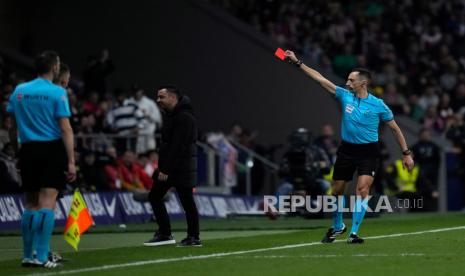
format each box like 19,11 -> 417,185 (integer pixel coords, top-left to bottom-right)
65,163 -> 77,183
402,155 -> 415,171
284,50 -> 298,63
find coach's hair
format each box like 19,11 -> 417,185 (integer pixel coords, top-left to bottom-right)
158,85 -> 181,98
351,68 -> 372,82
35,51 -> 59,75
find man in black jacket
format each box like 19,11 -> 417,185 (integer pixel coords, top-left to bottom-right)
144,85 -> 201,247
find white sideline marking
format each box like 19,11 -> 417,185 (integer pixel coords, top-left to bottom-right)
220,253 -> 427,258
31,225 -> 465,276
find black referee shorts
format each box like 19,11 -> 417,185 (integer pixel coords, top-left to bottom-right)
332,141 -> 380,181
18,139 -> 68,192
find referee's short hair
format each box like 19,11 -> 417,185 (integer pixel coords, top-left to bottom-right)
158,85 -> 181,99
351,68 -> 372,82
35,51 -> 59,75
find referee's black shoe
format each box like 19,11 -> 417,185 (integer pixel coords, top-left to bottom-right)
347,233 -> 364,244
178,236 -> 202,247
143,232 -> 176,246
321,224 -> 347,243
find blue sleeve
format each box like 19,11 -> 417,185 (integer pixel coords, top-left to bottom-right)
335,86 -> 349,102
379,100 -> 394,122
54,89 -> 71,118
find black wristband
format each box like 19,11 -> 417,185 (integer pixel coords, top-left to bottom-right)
295,60 -> 303,67
402,149 -> 412,156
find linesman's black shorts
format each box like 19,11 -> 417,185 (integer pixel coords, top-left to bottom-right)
18,139 -> 68,192
332,141 -> 380,181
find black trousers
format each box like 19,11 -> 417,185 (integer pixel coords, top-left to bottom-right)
148,181 -> 199,238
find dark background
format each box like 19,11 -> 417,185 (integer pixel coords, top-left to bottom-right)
0,0 -> 341,144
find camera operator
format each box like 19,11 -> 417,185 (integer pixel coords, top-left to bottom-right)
278,128 -> 331,199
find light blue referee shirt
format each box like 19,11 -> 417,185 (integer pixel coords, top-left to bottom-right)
335,86 -> 393,144
6,77 -> 71,143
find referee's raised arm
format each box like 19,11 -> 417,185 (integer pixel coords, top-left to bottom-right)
284,50 -> 337,95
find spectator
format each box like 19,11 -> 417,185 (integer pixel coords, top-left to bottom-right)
117,150 -> 152,191
103,147 -> 120,189
79,151 -> 108,191
127,84 -> 162,154
314,124 -> 338,163
106,89 -> 144,154
0,116 -> 11,149
0,143 -> 21,193
227,122 -> 243,143
437,93 -> 454,121
418,86 -> 440,111
422,106 -> 445,134
139,150 -> 159,178
82,49 -> 115,95
412,128 -> 440,211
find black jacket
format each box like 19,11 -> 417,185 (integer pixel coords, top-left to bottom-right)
157,96 -> 197,187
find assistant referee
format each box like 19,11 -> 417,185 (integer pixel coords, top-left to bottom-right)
283,50 -> 414,244
7,51 -> 76,268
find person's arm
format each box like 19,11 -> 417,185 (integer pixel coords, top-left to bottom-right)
59,118 -> 76,182
284,50 -> 337,95
386,120 -> 414,171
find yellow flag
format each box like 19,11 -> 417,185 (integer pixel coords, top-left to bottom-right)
63,189 -> 94,251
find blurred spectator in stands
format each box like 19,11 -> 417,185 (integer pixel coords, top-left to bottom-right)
76,113 -> 97,151
412,128 -> 440,211
106,89 -> 144,154
438,93 -> 454,122
382,83 -> 409,115
314,124 -> 338,163
127,84 -> 162,154
0,116 -> 11,150
139,150 -> 159,178
117,150 -> 152,191
418,85 -> 440,111
407,94 -> 424,122
82,49 -> 115,95
0,143 -> 21,193
103,147 -> 120,189
385,158 -> 421,212
227,122 -> 243,143
82,92 -> 103,119
422,106 -> 445,134
79,150 -> 108,191
452,83 -> 465,114
333,44 -> 357,78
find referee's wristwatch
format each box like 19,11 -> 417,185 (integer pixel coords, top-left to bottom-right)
402,149 -> 412,156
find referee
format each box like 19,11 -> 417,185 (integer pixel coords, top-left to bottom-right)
7,51 -> 75,267
283,50 -> 414,244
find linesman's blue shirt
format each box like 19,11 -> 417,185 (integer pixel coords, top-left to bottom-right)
335,86 -> 393,144
6,77 -> 71,143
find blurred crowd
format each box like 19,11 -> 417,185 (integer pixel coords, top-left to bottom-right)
212,0 -> 465,143
0,50 -> 162,194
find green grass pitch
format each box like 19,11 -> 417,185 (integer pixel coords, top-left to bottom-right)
0,213 -> 464,275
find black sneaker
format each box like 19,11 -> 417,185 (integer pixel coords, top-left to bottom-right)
143,232 -> 176,246
48,251 -> 64,263
22,259 -> 62,268
347,233 -> 364,244
321,224 -> 347,243
178,236 -> 202,247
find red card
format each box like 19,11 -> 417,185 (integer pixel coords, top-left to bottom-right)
274,48 -> 286,60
